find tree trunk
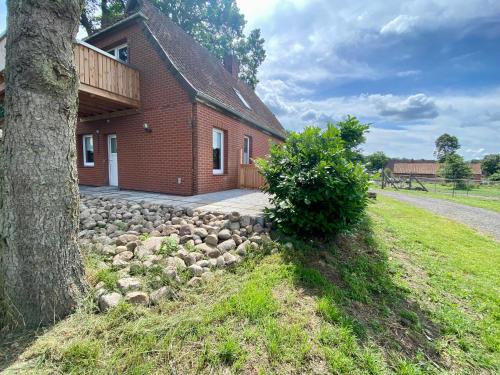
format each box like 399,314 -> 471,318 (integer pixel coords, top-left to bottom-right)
0,0 -> 87,328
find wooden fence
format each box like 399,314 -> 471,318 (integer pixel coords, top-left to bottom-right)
239,164 -> 265,189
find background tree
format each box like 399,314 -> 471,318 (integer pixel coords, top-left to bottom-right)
481,154 -> 500,177
434,133 -> 460,162
439,154 -> 472,188
80,0 -> 266,88
365,151 -> 390,173
335,115 -> 370,163
0,0 -> 87,328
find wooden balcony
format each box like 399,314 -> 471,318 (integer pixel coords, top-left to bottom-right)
0,38 -> 141,121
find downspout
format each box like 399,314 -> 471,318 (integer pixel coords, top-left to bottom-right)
191,102 -> 197,196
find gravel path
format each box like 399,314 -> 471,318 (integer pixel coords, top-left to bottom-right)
378,191 -> 500,241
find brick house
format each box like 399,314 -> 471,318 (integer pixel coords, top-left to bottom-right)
0,0 -> 286,196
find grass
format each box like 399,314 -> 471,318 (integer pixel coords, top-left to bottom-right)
378,187 -> 500,213
1,196 -> 498,374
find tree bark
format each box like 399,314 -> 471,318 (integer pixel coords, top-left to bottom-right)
0,0 -> 87,328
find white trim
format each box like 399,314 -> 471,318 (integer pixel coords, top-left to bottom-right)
243,136 -> 250,164
212,129 -> 224,175
82,134 -> 94,167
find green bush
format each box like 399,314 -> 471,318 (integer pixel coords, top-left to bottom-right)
256,124 -> 369,237
488,172 -> 500,181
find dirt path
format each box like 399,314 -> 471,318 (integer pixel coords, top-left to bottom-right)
378,191 -> 500,241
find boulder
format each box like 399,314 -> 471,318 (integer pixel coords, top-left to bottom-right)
117,277 -> 141,292
223,252 -> 237,266
99,292 -> 122,312
179,224 -> 194,236
150,287 -> 174,305
193,227 -> 208,238
188,264 -> 204,276
240,215 -> 252,227
187,277 -> 202,287
166,256 -> 187,271
113,251 -> 134,262
218,229 -> 232,241
217,239 -> 236,253
229,211 -> 240,222
125,291 -> 150,306
204,233 -> 218,246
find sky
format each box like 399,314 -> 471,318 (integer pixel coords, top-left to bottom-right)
1,0 -> 499,159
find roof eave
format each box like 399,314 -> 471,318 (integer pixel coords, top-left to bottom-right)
83,12 -> 148,43
195,93 -> 286,140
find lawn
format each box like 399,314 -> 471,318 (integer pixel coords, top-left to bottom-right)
1,196 -> 499,374
377,187 -> 500,213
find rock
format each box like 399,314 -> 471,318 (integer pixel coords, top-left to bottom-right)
196,259 -> 210,268
229,221 -> 240,231
126,241 -> 138,252
217,239 -> 236,253
112,258 -> 130,268
113,251 -> 134,263
171,217 -> 182,225
136,237 -> 164,258
229,211 -> 240,222
125,291 -> 150,306
188,264 -> 204,276
163,266 -> 179,281
206,247 -> 220,258
150,287 -> 174,305
166,256 -> 187,271
201,271 -> 215,281
223,252 -> 237,266
179,224 -> 194,236
249,236 -> 263,245
117,277 -> 141,292
236,241 -> 250,256
218,229 -> 232,240
204,233 -> 218,246
368,191 -> 377,199
253,224 -> 263,234
83,219 -> 97,230
240,215 -> 252,227
115,246 -> 128,254
99,292 -> 122,312
193,227 -> 208,238
245,225 -> 253,234
232,234 -> 242,246
183,252 -> 197,266
216,256 -> 225,267
187,277 -> 202,287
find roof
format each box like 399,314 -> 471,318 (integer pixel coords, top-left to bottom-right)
393,162 -> 482,175
87,0 -> 286,139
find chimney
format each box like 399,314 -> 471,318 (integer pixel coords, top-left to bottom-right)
223,54 -> 240,79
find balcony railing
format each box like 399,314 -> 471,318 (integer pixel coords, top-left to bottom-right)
0,37 -> 141,120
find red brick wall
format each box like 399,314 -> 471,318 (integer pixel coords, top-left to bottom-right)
76,21 -> 282,196
194,102 -> 281,194
77,22 -> 195,195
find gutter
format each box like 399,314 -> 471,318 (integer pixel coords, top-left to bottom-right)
84,12 -> 148,42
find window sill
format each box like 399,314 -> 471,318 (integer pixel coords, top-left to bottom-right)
213,170 -> 224,175
83,164 -> 95,168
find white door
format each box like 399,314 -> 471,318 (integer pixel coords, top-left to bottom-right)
108,134 -> 118,186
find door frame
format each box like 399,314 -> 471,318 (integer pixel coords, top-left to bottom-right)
107,134 -> 118,187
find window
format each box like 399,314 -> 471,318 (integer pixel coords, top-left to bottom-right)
83,135 -> 94,167
234,88 -> 252,110
213,129 -> 224,174
243,136 -> 251,164
106,44 -> 128,63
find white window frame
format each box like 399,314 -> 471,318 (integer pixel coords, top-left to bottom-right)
243,136 -> 251,164
82,134 -> 94,167
106,43 -> 128,63
213,129 -> 224,175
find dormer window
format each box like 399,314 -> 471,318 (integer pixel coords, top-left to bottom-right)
234,88 -> 252,110
107,44 -> 128,63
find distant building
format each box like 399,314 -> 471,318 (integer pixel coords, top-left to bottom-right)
386,159 -> 482,181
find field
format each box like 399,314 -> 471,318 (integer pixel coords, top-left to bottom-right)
1,196 -> 499,374
376,183 -> 500,213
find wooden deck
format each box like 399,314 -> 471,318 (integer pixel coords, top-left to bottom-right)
0,38 -> 141,121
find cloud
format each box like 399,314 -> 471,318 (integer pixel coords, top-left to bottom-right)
372,94 -> 439,120
396,70 -> 421,77
380,15 -> 420,35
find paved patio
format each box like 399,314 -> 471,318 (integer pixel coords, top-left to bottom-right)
79,186 -> 270,216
